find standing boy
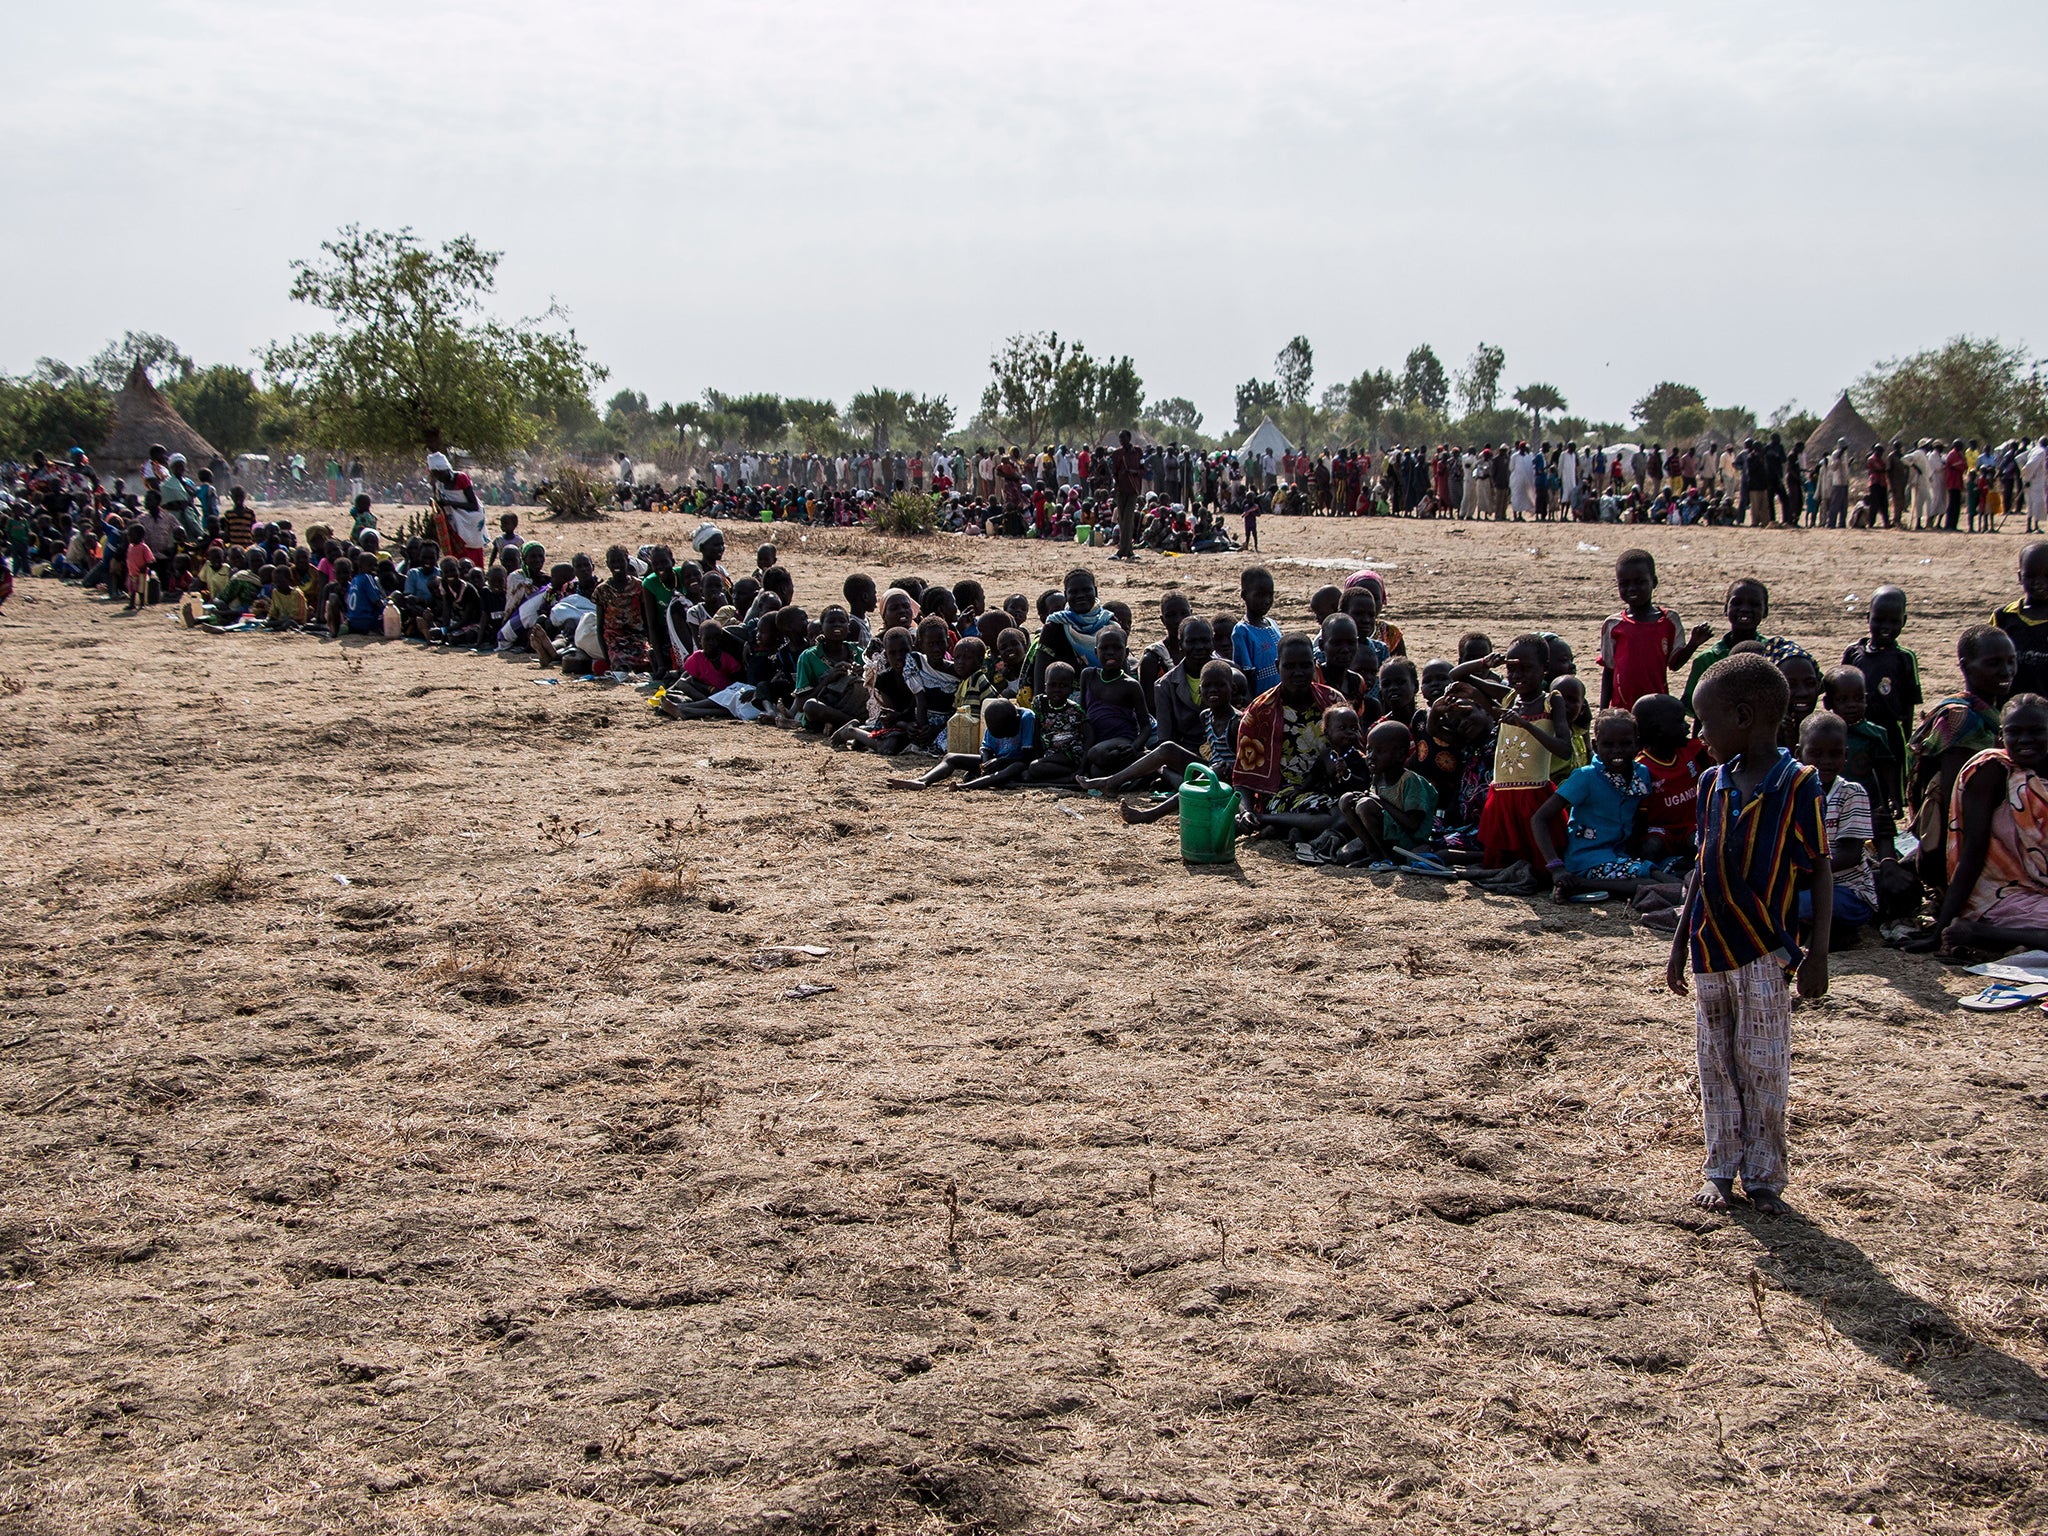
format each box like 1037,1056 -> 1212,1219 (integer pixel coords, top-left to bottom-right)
1231,565 -> 1282,695
1667,653 -> 1830,1216
1841,584 -> 1920,776
1679,578 -> 1773,721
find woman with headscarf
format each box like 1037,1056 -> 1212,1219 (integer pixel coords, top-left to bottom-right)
428,452 -> 487,566
689,522 -> 727,578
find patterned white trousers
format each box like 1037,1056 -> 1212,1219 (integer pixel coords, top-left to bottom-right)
1694,956 -> 1791,1191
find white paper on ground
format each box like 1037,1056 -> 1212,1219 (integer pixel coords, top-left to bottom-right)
1964,950 -> 2048,983
709,683 -> 763,720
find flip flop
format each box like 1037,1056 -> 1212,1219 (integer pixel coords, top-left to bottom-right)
1293,843 -> 1329,865
1400,862 -> 1466,879
1959,981 -> 2048,1012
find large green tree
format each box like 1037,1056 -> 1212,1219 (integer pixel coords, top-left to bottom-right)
983,333 -> 1088,448
0,368 -> 114,459
264,225 -> 603,459
1343,368 -> 1398,444
903,393 -> 956,447
1274,336 -> 1315,447
1631,381 -> 1706,441
702,391 -> 787,449
1089,355 -> 1145,434
166,364 -> 267,457
1233,376 -> 1281,436
1457,343 -> 1506,415
1854,335 -> 2048,443
1401,346 -> 1449,415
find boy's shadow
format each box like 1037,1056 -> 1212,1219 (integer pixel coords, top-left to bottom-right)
1739,1211 -> 2048,1425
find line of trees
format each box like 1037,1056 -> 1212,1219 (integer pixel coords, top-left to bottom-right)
7,225 -> 2046,468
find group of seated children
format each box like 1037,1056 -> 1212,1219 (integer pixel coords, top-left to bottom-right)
77,497 -> 2048,960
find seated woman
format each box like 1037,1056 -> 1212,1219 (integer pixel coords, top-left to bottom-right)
1906,625 -> 2016,894
1230,633 -> 1346,837
595,544 -> 654,675
1922,693 -> 2048,954
1032,567 -> 1119,692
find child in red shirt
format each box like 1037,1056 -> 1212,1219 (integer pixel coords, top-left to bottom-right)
1599,549 -> 1713,710
1634,692 -> 1710,860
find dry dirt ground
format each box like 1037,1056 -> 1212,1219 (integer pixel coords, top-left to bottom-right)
2,511 -> 2046,1535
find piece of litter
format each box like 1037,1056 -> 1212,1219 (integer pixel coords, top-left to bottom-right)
762,944 -> 831,957
1058,803 -> 1086,818
1919,558 -> 1933,565
1576,541 -> 1601,552
783,983 -> 837,1001
532,677 -> 559,685
333,874 -> 351,887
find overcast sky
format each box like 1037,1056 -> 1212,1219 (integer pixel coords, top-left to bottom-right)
6,0 -> 2042,433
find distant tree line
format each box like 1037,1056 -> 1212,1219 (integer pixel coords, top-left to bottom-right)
6,225 -> 2043,466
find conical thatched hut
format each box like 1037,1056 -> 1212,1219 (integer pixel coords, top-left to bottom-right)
100,364 -> 220,474
1800,394 -> 1879,472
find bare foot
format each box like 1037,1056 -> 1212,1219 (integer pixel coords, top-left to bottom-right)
884,777 -> 929,791
1942,919 -> 1989,953
1746,1186 -> 1788,1216
1691,1178 -> 1739,1210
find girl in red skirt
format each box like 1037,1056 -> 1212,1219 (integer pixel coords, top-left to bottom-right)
1477,634 -> 1573,872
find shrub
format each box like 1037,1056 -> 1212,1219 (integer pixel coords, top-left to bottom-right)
871,491 -> 938,535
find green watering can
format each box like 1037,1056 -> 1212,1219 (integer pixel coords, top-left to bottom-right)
1178,762 -> 1241,864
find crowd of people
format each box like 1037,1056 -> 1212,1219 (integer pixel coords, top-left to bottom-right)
15,437 -> 2048,1217
687,433 -> 2048,534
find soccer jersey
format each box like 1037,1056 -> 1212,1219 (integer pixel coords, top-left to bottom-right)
1598,606 -> 1686,710
1994,601 -> 2048,699
1639,738 -> 1710,851
1841,638 -> 1922,762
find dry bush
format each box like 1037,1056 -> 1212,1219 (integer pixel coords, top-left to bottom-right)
416,946 -> 525,1006
618,866 -> 700,906
150,856 -> 253,913
535,461 -> 610,521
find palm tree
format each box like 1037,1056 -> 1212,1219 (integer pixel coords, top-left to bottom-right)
1512,382 -> 1568,439
845,388 -> 909,451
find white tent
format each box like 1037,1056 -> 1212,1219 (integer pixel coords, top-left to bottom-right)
1239,415 -> 1293,459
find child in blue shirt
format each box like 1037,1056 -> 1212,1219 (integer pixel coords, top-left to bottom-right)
345,565 -> 386,635
1533,708 -> 1656,893
1231,565 -> 1282,694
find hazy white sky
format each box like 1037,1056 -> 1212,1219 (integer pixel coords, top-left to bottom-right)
6,0 -> 2043,432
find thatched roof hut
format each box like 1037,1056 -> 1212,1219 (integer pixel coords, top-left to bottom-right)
1800,395 -> 1879,472
1095,425 -> 1158,451
100,364 -> 221,474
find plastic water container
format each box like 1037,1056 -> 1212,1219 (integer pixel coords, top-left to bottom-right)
945,709 -> 981,756
1178,763 -> 1241,864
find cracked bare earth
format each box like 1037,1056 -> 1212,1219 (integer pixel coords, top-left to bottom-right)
1,513 -> 2044,1533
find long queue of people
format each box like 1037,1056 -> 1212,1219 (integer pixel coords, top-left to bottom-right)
689,433 -> 2048,533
